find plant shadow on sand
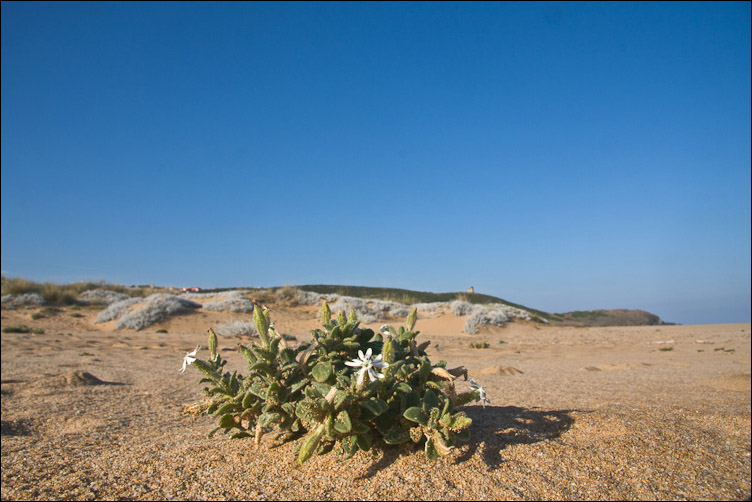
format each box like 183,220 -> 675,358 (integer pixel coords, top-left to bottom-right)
454,405 -> 577,469
357,405 -> 576,478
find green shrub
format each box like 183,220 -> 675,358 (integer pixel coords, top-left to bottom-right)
469,342 -> 490,349
184,302 -> 484,464
2,325 -> 44,334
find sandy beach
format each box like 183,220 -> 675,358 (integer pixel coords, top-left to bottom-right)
1,302 -> 749,500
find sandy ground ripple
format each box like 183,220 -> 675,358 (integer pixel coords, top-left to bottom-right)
1,305 -> 749,500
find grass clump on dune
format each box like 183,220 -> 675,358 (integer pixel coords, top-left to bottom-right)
2,325 -> 44,334
1,276 -> 164,307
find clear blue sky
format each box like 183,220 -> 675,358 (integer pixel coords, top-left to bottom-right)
2,2 -> 750,325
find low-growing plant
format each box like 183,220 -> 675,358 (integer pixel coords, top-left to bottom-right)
469,341 -> 490,349
659,347 -> 674,352
156,329 -> 168,334
2,325 -> 44,334
183,302 -> 486,464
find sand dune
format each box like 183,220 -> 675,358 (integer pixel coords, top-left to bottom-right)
1,302 -> 749,500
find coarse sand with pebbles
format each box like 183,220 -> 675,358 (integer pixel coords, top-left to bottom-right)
1,302 -> 750,500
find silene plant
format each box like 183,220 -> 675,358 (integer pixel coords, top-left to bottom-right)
182,301 -> 488,463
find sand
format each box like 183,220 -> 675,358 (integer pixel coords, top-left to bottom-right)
1,303 -> 749,500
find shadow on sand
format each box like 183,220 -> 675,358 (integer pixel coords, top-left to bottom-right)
357,405 -> 577,478
453,405 -> 577,469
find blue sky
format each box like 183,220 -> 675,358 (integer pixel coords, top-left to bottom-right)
2,2 -> 750,325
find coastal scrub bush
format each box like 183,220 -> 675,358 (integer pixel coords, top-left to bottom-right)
1,292 -> 47,309
215,320 -> 258,337
202,291 -> 254,313
450,301 -> 474,317
464,308 -> 510,334
96,297 -> 143,323
184,302 -> 487,463
97,294 -> 200,330
115,294 -> 201,330
78,289 -> 131,306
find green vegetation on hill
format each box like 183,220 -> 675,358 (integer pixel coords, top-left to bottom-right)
297,284 -> 552,320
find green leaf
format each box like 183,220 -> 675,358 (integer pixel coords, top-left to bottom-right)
329,325 -> 342,340
296,401 -> 315,421
383,427 -> 411,445
403,407 -> 429,425
357,329 -> 374,345
298,424 -> 326,464
240,344 -> 257,365
332,390 -> 348,410
350,419 -> 369,435
356,432 -> 372,451
258,412 -> 281,427
208,328 -> 218,360
423,389 -> 439,410
290,378 -> 309,394
254,305 -> 270,347
425,437 -> 439,460
395,382 -> 412,393
218,414 -> 236,429
419,361 -> 432,384
313,383 -> 331,397
406,308 -> 417,332
321,301 -> 331,324
451,413 -> 472,430
250,361 -> 273,374
281,361 -> 299,372
342,435 -> 358,458
311,362 -> 333,383
337,311 -> 347,327
216,402 -> 239,415
334,410 -> 352,433
192,359 -> 223,384
242,392 -> 254,409
281,402 -> 296,417
359,397 -> 388,417
442,396 -> 452,417
269,336 -> 281,356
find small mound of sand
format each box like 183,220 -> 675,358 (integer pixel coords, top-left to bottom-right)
51,416 -> 109,435
583,363 -> 653,372
39,371 -> 109,387
475,365 -> 524,376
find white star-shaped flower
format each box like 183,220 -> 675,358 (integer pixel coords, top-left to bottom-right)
469,379 -> 490,407
180,345 -> 200,373
345,348 -> 389,386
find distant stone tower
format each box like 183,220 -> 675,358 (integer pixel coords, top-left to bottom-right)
467,286 -> 474,294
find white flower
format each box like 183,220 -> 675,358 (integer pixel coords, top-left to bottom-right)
345,348 -> 389,386
180,345 -> 200,373
469,379 -> 490,407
